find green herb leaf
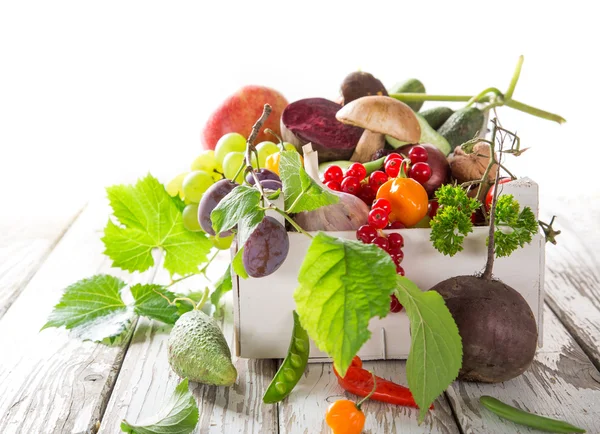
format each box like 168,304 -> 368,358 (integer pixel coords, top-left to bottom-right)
210,266 -> 232,307
294,233 -> 396,376
120,378 -> 199,434
491,194 -> 538,257
279,151 -> 338,213
232,247 -> 248,279
430,185 -> 480,256
394,277 -> 462,423
42,275 -> 133,342
130,284 -> 182,325
102,174 -> 212,277
211,185 -> 264,241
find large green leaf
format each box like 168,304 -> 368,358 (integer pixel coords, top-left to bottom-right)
394,277 -> 462,423
120,378 -> 199,434
130,284 -> 182,325
102,174 -> 212,277
42,274 -> 132,342
294,233 -> 396,376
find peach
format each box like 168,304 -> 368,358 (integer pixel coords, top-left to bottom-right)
201,85 -> 288,150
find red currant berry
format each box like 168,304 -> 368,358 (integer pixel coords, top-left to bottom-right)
408,145 -> 428,163
390,295 -> 403,313
369,171 -> 388,190
390,250 -> 404,265
358,184 -> 377,205
373,236 -> 390,251
396,265 -> 405,276
387,232 -> 404,249
356,224 -> 378,244
409,162 -> 432,184
324,165 -> 343,183
368,208 -> 389,229
384,153 -> 403,165
372,198 -> 391,215
325,180 -> 341,191
387,245 -> 401,256
385,159 -> 401,178
347,163 -> 367,181
387,221 -> 406,229
428,199 -> 440,218
341,176 -> 360,195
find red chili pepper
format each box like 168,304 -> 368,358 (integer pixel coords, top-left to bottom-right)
333,356 -> 433,410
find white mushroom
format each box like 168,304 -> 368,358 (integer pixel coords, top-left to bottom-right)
336,96 -> 421,163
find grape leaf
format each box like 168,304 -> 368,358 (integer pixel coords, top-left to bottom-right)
279,151 -> 338,213
394,277 -> 462,423
42,274 -> 133,342
102,174 -> 212,277
120,378 -> 199,434
130,284 -> 182,325
210,265 -> 232,307
294,233 -> 396,376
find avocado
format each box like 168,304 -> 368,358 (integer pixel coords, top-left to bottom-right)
388,78 -> 426,112
420,107 -> 455,130
437,107 -> 485,151
386,112 -> 451,156
167,310 -> 237,386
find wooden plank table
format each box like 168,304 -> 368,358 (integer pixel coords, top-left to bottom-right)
0,193 -> 599,433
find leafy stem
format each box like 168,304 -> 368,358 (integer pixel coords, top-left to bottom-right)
390,56 -> 566,124
286,185 -> 310,214
539,216 -> 561,245
263,204 -> 313,238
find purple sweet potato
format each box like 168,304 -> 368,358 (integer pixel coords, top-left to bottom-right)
280,98 -> 363,162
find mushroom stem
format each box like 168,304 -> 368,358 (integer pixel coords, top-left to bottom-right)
350,130 -> 385,163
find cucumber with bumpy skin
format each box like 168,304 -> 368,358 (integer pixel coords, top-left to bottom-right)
388,79 -> 426,112
438,107 -> 485,151
421,107 -> 454,130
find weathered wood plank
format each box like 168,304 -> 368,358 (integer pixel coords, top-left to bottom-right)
0,202 -> 83,318
446,305 -> 600,433
98,262 -> 279,434
541,192 -> 600,369
0,201 -> 161,434
278,360 -> 460,434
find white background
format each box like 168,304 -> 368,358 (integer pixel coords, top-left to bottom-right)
1,1 -> 598,215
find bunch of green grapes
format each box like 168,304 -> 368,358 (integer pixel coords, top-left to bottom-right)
166,132 -> 286,250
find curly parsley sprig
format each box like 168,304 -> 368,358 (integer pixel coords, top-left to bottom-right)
430,185 -> 480,256
492,195 -> 538,257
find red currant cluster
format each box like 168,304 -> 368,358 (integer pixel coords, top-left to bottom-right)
322,145 -> 433,207
323,162 -> 379,204
355,198 -> 405,313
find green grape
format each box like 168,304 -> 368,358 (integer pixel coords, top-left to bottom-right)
215,132 -> 247,165
209,233 -> 234,250
283,142 -> 297,152
166,172 -> 189,198
182,204 -> 202,231
256,141 -> 279,167
182,170 -> 214,203
211,171 -> 224,182
191,150 -> 219,173
223,152 -> 246,183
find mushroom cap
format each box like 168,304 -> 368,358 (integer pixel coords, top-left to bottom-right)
336,96 -> 421,143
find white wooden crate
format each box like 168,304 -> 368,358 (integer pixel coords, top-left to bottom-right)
232,177 -> 544,361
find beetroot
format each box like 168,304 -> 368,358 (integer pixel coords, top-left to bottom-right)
280,98 -> 363,162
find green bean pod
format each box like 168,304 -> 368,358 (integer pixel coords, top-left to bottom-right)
480,396 -> 586,433
262,311 -> 310,404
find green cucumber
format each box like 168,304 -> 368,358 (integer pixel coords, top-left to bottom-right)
420,107 -> 454,130
388,78 -> 426,112
438,107 -> 485,151
386,113 -> 451,156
